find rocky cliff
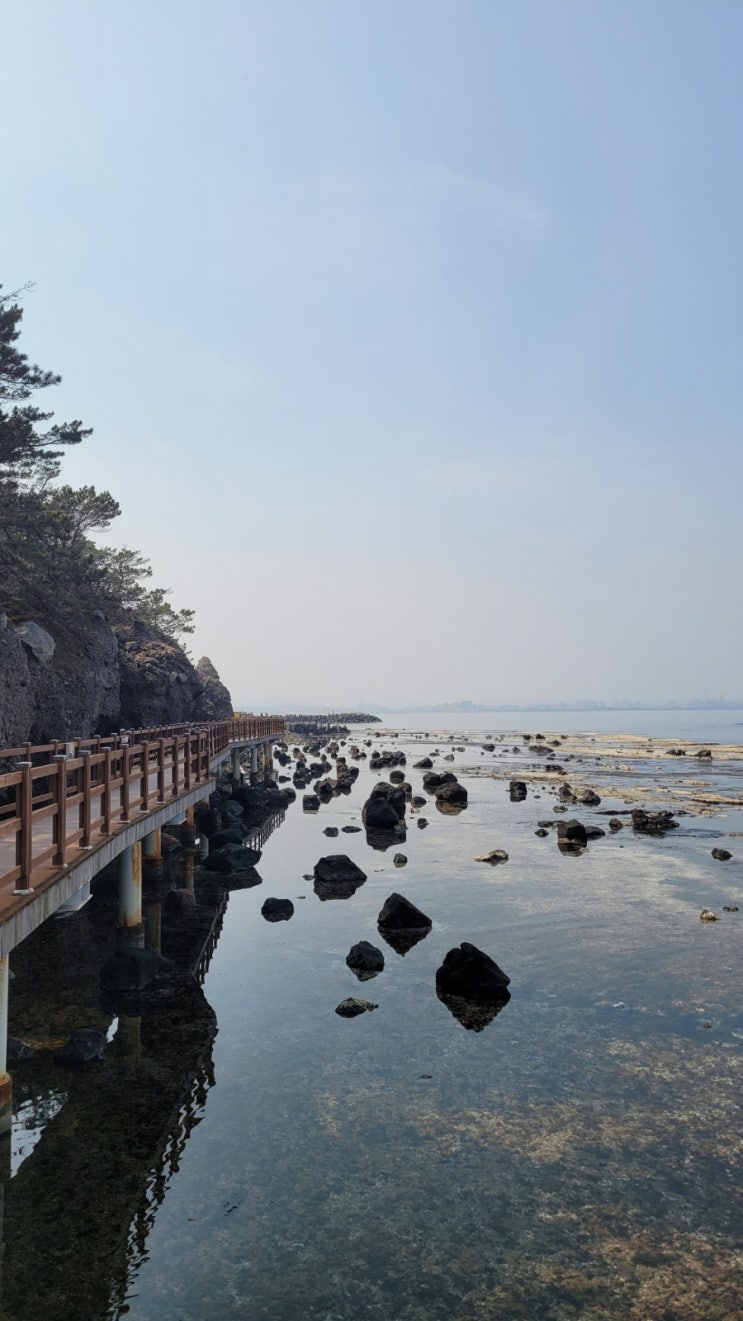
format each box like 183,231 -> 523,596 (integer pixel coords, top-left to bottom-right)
0,612 -> 232,746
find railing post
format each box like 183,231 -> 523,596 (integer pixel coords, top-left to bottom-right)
172,737 -> 180,797
121,745 -> 131,822
52,754 -> 68,866
80,749 -> 92,847
15,762 -> 33,893
158,739 -> 166,802
184,731 -> 192,791
141,741 -> 150,811
102,748 -> 112,834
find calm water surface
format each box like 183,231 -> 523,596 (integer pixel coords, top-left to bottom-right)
3,726 -> 743,1320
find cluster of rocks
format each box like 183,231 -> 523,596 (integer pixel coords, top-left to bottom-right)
335,882 -> 510,1030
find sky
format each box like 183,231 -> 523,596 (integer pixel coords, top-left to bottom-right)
3,1 -> 742,710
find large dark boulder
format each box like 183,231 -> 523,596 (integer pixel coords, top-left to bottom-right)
193,805 -> 221,838
435,942 -> 510,1003
509,780 -> 527,801
556,819 -> 588,845
209,826 -> 248,850
377,892 -> 431,932
367,781 -> 406,816
414,757 -> 433,769
346,941 -> 385,979
422,771 -> 457,790
202,843 -> 261,874
261,898 -> 294,922
434,781 -> 468,805
313,854 -> 367,901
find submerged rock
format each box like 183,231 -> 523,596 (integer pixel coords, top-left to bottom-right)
712,848 -> 732,861
341,825 -> 362,833
700,909 -> 718,922
55,1027 -> 108,1066
509,780 -> 527,801
474,850 -> 509,865
7,1037 -> 36,1061
335,998 -> 378,1018
323,826 -> 339,837
393,852 -> 408,867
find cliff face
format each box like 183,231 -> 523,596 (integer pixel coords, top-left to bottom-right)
0,612 -> 232,746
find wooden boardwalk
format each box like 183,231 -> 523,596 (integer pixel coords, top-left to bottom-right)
0,717 -> 284,955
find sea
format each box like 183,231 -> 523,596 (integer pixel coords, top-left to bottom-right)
2,712 -> 742,1320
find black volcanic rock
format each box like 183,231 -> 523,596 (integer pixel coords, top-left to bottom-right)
346,941 -> 385,978
435,942 -> 510,1003
556,819 -> 588,845
313,854 -> 367,901
261,898 -> 294,922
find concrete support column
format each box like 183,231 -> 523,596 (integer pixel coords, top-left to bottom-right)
250,746 -> 259,775
143,828 -> 162,862
0,958 -> 11,1137
118,842 -> 143,936
231,747 -> 242,783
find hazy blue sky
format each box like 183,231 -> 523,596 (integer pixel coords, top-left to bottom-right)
3,1 -> 742,708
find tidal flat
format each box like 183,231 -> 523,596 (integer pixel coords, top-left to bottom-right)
3,727 -> 743,1320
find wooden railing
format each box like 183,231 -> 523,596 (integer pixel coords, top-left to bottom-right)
0,717 -> 284,899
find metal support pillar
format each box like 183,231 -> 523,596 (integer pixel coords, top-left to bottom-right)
0,958 -> 11,1137
118,841 -> 143,937
143,828 -> 162,862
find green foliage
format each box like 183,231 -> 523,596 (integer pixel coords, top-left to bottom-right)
0,285 -> 195,643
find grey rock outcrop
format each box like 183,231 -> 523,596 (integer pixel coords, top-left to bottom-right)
195,656 -> 233,719
0,611 -> 233,747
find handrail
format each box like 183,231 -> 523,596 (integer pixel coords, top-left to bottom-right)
0,717 -> 284,899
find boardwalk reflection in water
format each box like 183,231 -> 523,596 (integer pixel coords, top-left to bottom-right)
0,814 -> 285,1321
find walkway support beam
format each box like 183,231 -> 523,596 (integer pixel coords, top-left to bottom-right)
118,842 -> 142,931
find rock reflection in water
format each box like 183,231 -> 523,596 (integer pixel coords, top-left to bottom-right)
435,986 -> 511,1031
364,826 -> 406,851
557,839 -> 586,857
377,925 -> 431,956
435,799 -> 467,816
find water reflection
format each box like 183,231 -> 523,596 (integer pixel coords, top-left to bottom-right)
436,986 -> 510,1031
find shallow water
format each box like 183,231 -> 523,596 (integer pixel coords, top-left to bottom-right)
3,730 -> 743,1320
